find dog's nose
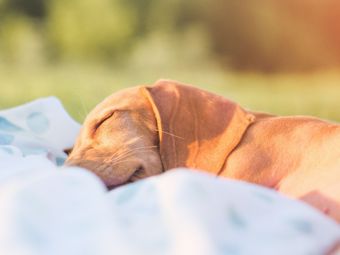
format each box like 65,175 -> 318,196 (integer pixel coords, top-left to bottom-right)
63,148 -> 73,155
106,179 -> 133,191
64,156 -> 78,167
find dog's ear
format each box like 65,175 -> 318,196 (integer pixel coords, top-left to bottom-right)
142,80 -> 255,175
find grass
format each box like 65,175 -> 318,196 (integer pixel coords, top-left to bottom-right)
0,63 -> 340,123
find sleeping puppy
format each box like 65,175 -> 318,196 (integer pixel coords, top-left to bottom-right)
67,80 -> 340,222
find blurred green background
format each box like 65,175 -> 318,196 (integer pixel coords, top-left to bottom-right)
0,0 -> 339,122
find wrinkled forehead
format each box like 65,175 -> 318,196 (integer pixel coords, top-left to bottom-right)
85,86 -> 144,122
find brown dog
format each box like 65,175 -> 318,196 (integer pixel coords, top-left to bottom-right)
67,80 -> 340,222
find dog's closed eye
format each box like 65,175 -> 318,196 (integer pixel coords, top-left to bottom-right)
92,110 -> 117,135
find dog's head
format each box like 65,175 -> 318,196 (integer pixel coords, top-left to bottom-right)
67,80 -> 254,188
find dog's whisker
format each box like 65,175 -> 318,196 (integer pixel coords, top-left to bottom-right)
110,150 -> 135,162
111,148 -> 158,165
107,146 -> 158,166
152,128 -> 185,140
79,99 -> 90,120
110,159 -> 137,168
110,145 -> 158,160
130,145 -> 158,150
67,87 -> 92,121
124,136 -> 145,146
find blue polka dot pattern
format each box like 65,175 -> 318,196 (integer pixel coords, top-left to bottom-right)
219,243 -> 241,255
56,157 -> 66,166
0,133 -> 14,145
115,183 -> 142,205
290,219 -> 313,234
0,116 -> 22,132
227,207 -> 247,229
253,191 -> 274,203
0,147 -> 14,154
26,112 -> 50,134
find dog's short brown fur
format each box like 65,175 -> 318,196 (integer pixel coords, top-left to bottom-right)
67,80 -> 340,222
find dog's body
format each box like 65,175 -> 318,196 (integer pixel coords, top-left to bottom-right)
67,80 -> 340,222
222,115 -> 340,221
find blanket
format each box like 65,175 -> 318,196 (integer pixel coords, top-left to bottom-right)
0,97 -> 339,255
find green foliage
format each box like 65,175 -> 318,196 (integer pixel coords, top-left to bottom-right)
3,0 -> 47,18
1,0 -> 340,71
0,64 -> 339,122
0,0 -> 339,127
0,15 -> 45,65
46,0 -> 136,61
128,27 -> 215,71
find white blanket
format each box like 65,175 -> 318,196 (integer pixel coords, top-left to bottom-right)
0,98 -> 339,255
